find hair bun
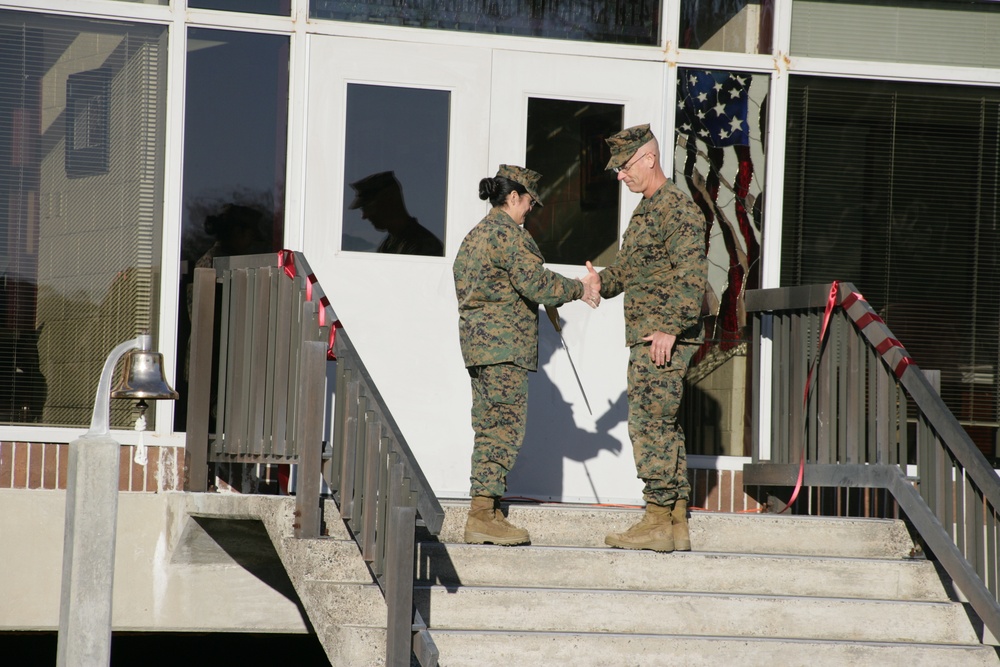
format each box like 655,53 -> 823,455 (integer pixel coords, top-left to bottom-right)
478,177 -> 497,201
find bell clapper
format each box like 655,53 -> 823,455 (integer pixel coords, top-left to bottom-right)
133,399 -> 148,466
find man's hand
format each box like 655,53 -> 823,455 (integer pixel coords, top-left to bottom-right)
581,261 -> 601,309
642,331 -> 676,367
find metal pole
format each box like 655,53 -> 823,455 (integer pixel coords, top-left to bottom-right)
56,337 -> 140,667
56,432 -> 121,667
57,335 -> 174,666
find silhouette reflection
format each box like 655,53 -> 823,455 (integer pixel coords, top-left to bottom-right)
348,171 -> 443,256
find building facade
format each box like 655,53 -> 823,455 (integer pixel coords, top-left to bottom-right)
1,0 -> 998,507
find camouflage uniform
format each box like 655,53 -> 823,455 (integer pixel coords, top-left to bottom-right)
600,171 -> 707,507
454,207 -> 583,498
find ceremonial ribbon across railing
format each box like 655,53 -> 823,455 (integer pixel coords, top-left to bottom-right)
779,280 -> 917,512
779,280 -> 840,513
278,249 -> 341,361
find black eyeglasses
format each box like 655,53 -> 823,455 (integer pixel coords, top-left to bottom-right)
613,151 -> 655,174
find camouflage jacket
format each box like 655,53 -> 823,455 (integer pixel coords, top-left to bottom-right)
454,208 -> 583,370
599,180 -> 707,347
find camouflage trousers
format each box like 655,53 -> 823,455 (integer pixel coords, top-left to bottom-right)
468,363 -> 529,498
627,342 -> 696,507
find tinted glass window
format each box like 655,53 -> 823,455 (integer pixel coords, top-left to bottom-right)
782,76 -> 1000,460
189,0 -> 291,16
524,98 -> 622,266
680,0 -> 773,54
0,10 -> 166,427
175,28 -> 289,430
342,84 -> 448,257
791,0 -> 1000,68
312,0 -> 660,45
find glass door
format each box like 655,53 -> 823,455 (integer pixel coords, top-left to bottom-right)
489,50 -> 665,269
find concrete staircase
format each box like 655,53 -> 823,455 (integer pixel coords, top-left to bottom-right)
219,494 -> 1000,666
411,501 -> 1000,667
183,494 -> 388,665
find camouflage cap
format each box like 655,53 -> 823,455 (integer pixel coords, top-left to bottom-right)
605,123 -> 655,171
348,171 -> 401,209
497,164 -> 544,207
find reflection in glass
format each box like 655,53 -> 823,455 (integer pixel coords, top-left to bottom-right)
189,0 -> 291,17
342,84 -> 448,257
0,11 -> 166,427
175,28 -> 289,430
680,0 -> 773,54
524,99 -> 622,266
312,0 -> 660,45
673,69 -> 767,349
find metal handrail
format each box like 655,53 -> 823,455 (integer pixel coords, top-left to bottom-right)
745,282 -> 1000,643
185,251 -> 443,666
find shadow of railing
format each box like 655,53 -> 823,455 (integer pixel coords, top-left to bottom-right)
745,281 -> 1000,644
185,251 -> 443,667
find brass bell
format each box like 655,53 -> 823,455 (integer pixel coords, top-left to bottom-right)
111,348 -> 179,401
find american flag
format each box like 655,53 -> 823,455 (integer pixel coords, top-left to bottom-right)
677,70 -> 750,148
677,69 -> 758,352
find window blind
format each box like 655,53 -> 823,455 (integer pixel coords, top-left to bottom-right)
0,10 -> 166,427
782,75 -> 1000,459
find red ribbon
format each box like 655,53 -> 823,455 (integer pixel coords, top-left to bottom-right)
781,280 -> 840,513
278,250 -> 339,360
327,320 -> 341,361
278,249 -> 296,279
780,281 -> 920,513
842,289 -> 914,380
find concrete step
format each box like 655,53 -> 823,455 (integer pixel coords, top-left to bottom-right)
428,630 -> 1000,667
433,500 -> 916,558
414,542 -> 950,602
414,586 -> 980,645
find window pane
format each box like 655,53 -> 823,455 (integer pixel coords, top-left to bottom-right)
312,0 -> 661,45
782,76 -> 1000,460
342,84 -> 447,257
673,68 -> 767,457
791,0 -> 1000,68
189,0 -> 291,16
175,29 -> 288,431
680,0 -> 774,54
0,10 -> 166,427
524,98 -> 622,266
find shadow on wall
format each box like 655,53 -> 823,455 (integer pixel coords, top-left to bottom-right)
506,327 -> 623,503
507,325 -> 726,506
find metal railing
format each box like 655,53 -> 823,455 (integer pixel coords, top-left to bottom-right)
744,282 -> 1000,643
185,251 -> 444,666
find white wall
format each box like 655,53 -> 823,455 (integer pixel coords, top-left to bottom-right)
312,252 -> 640,503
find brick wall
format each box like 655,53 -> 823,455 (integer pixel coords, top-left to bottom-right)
687,466 -> 897,518
689,467 -> 764,513
0,441 -> 184,492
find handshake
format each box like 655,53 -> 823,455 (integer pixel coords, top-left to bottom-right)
580,260 -> 601,309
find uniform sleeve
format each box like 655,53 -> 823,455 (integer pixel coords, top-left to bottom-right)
502,227 -> 583,306
597,260 -> 626,299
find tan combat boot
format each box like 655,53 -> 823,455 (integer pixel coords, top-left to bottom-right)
464,496 -> 530,546
672,499 -> 691,551
604,503 -> 674,552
